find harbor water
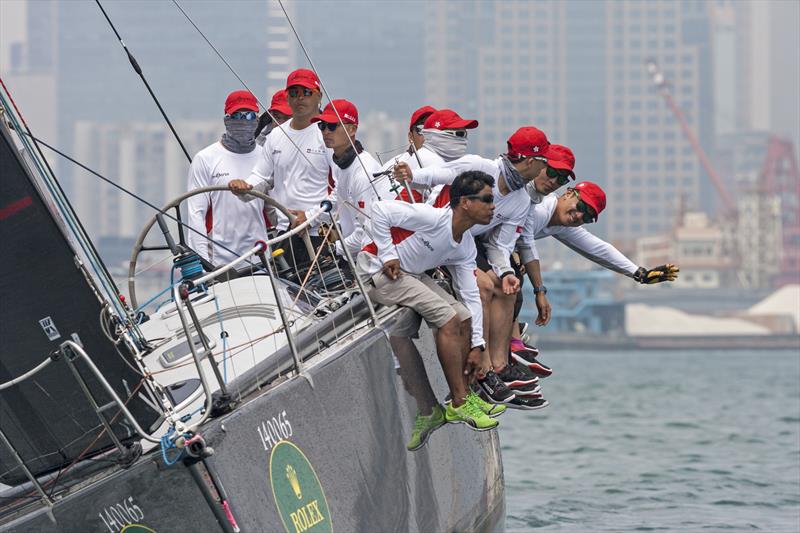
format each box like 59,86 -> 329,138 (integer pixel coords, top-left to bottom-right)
501,349 -> 800,532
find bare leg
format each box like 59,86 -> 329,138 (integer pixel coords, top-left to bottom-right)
459,319 -> 472,390
486,271 -> 516,372
475,270 -> 497,376
390,336 -> 438,415
433,316 -> 470,407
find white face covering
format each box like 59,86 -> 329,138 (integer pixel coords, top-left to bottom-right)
421,129 -> 468,162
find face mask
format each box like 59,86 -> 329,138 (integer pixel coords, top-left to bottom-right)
422,129 -> 468,162
221,116 -> 258,154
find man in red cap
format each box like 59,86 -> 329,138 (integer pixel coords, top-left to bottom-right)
255,89 -> 292,145
393,126 -> 557,410
229,68 -> 331,269
186,90 -> 267,265
375,106 -> 471,204
303,99 -> 390,257
506,179 -> 678,373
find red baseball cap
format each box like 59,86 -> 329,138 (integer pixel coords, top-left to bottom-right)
311,99 -> 359,125
268,89 -> 292,116
224,90 -> 258,114
423,109 -> 479,130
547,144 -> 576,179
286,68 -> 321,91
506,127 -> 552,159
574,181 -> 606,219
409,105 -> 436,130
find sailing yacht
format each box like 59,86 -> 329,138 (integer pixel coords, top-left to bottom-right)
0,61 -> 504,533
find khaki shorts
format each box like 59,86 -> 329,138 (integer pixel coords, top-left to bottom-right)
367,270 -> 471,338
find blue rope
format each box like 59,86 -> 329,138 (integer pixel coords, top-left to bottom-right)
160,427 -> 184,466
134,284 -> 174,315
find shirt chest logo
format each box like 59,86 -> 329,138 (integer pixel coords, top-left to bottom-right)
306,147 -> 327,155
211,171 -> 230,179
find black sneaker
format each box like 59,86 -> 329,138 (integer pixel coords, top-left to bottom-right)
477,371 -> 516,404
508,380 -> 542,397
510,350 -> 553,377
507,395 -> 549,410
497,363 -> 538,388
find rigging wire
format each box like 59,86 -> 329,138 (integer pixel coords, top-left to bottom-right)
94,0 -> 191,163
274,0 -> 384,203
170,0 -> 386,218
23,133 -> 253,269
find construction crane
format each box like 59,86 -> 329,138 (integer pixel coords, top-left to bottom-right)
646,58 -> 800,288
645,58 -> 738,216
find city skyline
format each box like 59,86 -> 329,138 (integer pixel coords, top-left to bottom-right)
1,0 -> 798,280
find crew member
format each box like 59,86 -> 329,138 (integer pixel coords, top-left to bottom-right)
306,99 -> 387,257
503,181 -> 679,370
393,127 -> 563,410
229,68 -> 331,269
357,171 -> 507,432
255,89 -> 292,145
186,90 -> 266,265
375,105 -> 440,203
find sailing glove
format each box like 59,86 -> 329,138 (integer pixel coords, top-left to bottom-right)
634,264 -> 680,284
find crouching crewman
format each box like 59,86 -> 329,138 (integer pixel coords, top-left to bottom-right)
357,171 -> 509,436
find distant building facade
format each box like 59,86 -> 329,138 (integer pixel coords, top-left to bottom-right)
424,0 -> 712,255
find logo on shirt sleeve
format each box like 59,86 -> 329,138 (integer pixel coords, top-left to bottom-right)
358,200 -> 365,208
516,226 -> 524,233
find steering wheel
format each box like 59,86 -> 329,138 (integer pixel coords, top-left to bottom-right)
127,185 -> 315,310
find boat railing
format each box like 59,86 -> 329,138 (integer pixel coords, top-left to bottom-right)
165,197 -> 379,436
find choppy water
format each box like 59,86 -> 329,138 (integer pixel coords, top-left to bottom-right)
501,350 -> 800,532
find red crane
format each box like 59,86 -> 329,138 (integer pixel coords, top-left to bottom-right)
645,58 -> 738,216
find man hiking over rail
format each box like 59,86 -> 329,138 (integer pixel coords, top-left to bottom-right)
357,171 -> 507,434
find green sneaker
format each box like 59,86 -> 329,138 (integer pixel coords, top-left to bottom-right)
468,392 -> 507,418
406,404 -> 446,451
445,398 -> 499,431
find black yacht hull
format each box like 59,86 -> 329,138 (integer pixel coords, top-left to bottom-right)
1,321 -> 505,533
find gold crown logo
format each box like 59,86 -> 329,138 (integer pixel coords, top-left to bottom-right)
286,465 -> 302,499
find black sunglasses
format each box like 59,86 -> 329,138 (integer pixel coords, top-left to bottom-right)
464,193 -> 494,204
575,199 -> 596,224
546,166 -> 571,186
317,122 -> 340,132
288,87 -> 314,98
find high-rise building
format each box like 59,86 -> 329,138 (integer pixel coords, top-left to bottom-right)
72,120 -> 219,242
5,1 -> 291,196
424,0 -> 712,257
289,1 -> 425,120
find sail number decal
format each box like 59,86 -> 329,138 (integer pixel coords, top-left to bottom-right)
98,496 -> 145,533
257,410 -> 293,451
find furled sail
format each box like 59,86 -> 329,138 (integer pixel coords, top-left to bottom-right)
0,118 -> 160,486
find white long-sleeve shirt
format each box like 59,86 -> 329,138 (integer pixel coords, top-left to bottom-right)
514,195 -> 638,276
186,142 -> 266,265
309,150 -> 391,257
413,154 -> 530,277
360,201 -> 485,348
245,122 -> 332,230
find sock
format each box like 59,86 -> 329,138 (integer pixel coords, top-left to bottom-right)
510,338 -> 526,351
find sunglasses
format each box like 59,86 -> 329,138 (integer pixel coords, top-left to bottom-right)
546,166 -> 572,186
287,87 -> 314,98
317,122 -> 340,132
226,111 -> 257,121
441,129 -> 468,138
575,197 -> 596,224
465,193 -> 494,204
